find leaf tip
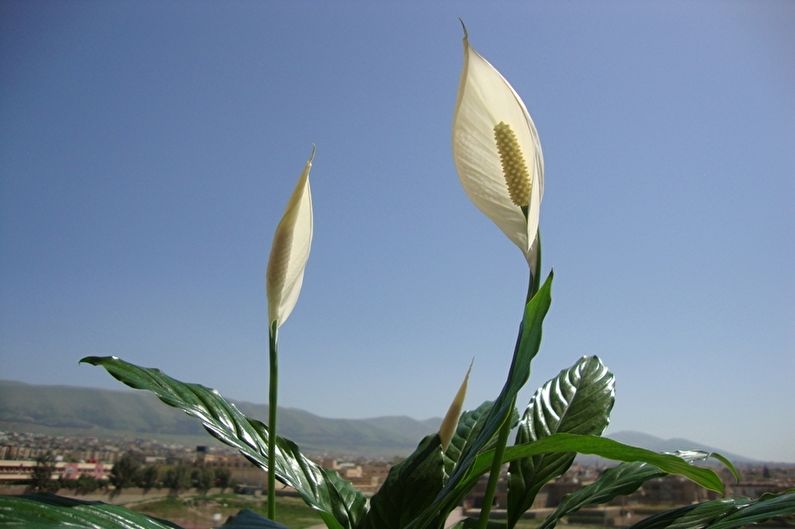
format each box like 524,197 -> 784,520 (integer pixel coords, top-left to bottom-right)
711,452 -> 742,483
458,18 -> 468,41
439,362 -> 472,450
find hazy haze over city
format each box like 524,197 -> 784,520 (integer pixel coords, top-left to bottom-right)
1,2 -> 793,463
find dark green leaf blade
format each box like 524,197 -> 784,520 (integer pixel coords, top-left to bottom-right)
707,490 -> 795,529
538,461 -> 665,529
443,401 -> 493,474
0,494 -> 183,529
408,273 -> 554,529
508,355 -> 615,528
443,402 -> 520,478
628,490 -> 795,529
707,452 -> 741,484
631,501 -> 738,529
451,272 -> 552,483
80,356 -> 365,529
362,435 -> 446,529
537,451 -> 736,529
467,434 -> 725,496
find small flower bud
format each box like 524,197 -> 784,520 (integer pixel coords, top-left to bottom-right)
266,148 -> 315,328
439,362 -> 473,451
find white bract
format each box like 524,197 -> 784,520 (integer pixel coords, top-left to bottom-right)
438,362 -> 472,451
266,148 -> 315,328
452,30 -> 544,275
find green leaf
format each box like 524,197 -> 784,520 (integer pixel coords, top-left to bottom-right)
220,508 -> 289,529
536,451 -> 739,529
80,356 -> 365,529
706,452 -> 741,484
539,461 -> 666,529
443,401 -> 494,474
628,490 -> 795,529
507,355 -> 615,528
361,434 -> 445,529
467,434 -> 725,497
442,402 -> 520,478
431,438 -> 726,529
707,490 -> 795,529
0,494 -> 183,529
407,272 -> 554,529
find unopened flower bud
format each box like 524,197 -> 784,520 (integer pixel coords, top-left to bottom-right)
439,362 -> 473,451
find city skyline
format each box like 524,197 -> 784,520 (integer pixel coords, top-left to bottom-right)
1,2 -> 793,463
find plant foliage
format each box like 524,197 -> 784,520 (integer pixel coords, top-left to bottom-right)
507,355 -> 615,528
78,355 -> 365,529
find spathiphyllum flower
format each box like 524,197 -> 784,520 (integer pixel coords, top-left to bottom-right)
452,28 -> 544,275
266,148 -> 314,328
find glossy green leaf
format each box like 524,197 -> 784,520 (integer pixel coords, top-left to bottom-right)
632,502 -> 740,529
361,434 -> 445,529
705,452 -> 741,484
628,490 -> 795,529
537,451 -> 739,529
407,272 -> 554,529
538,461 -> 666,529
508,355 -> 615,528
707,490 -> 795,529
80,356 -> 365,529
0,494 -> 183,529
443,401 -> 493,474
467,434 -> 725,497
443,402 -> 520,478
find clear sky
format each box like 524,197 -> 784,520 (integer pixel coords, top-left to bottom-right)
1,2 -> 793,462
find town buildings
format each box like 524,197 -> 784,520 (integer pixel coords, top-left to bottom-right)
2,429 -> 794,527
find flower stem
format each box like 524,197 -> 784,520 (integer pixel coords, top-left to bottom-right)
267,321 -> 278,520
477,396 -> 514,529
479,250 -> 540,529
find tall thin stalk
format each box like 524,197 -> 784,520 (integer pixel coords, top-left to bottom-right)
478,236 -> 540,529
477,396 -> 514,528
267,321 -> 279,519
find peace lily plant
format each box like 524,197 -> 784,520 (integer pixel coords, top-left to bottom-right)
3,27 -> 793,529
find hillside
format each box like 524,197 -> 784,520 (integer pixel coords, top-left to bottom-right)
0,380 -> 436,456
608,430 -> 757,464
0,380 -> 759,462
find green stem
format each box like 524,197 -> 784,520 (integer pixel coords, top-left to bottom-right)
477,395 -> 515,528
268,321 -> 278,520
531,229 -> 541,299
479,241 -> 540,529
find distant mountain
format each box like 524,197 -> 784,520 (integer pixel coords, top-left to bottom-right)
0,379 -> 436,456
607,431 -> 757,463
0,380 -> 760,462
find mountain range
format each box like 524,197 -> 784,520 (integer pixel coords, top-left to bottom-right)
0,380 -> 756,461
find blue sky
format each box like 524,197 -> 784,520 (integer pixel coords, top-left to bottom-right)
1,2 -> 793,462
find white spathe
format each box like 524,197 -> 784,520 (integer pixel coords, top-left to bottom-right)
266,148 -> 314,328
439,362 -> 472,451
452,31 -> 544,275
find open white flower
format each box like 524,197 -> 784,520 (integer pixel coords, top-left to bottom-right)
266,148 -> 314,328
452,28 -> 544,275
